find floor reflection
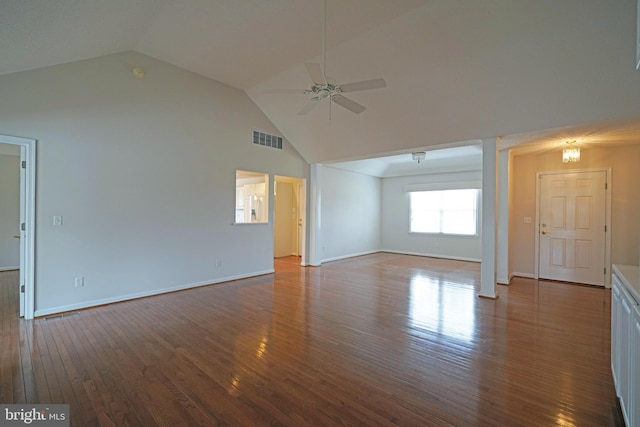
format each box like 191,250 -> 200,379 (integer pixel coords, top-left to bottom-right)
409,274 -> 475,342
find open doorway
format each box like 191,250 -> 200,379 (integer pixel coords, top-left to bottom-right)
274,176 -> 306,268
0,144 -> 21,318
0,135 -> 36,319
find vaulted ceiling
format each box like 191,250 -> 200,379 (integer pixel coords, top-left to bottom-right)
2,0 -> 640,167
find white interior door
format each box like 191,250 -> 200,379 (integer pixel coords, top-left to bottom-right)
539,171 -> 606,285
18,146 -> 26,316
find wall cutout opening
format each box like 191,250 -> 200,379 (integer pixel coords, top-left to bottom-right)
235,170 -> 269,223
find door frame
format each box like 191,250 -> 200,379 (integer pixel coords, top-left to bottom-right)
534,168 -> 612,288
0,135 -> 36,318
297,181 -> 306,260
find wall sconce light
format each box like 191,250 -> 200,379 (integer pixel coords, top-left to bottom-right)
562,141 -> 580,163
412,152 -> 426,163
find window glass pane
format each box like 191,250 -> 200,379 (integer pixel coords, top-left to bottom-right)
442,211 -> 476,234
411,210 -> 440,233
410,189 -> 478,235
415,191 -> 441,208
442,189 -> 476,210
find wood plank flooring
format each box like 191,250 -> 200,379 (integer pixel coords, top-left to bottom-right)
0,254 -> 625,426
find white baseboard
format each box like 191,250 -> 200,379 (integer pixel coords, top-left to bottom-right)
0,266 -> 19,272
497,272 -> 514,285
34,269 -> 275,318
512,272 -> 535,279
381,249 -> 481,263
321,250 -> 381,264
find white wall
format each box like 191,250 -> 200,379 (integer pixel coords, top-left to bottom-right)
0,51 -> 308,316
381,171 -> 482,262
0,154 -> 20,269
321,167 -> 381,261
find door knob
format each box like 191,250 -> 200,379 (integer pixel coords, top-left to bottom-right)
541,231 -> 548,235
13,235 -> 20,239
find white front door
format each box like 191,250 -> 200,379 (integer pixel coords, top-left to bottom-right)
539,171 -> 607,286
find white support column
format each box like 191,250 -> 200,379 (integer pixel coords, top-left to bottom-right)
496,149 -> 510,285
308,164 -> 323,267
480,138 -> 499,299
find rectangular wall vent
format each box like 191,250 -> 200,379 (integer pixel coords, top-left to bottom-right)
253,130 -> 283,150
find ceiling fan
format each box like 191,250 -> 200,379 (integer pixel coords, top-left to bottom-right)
280,0 -> 387,116
298,63 -> 386,115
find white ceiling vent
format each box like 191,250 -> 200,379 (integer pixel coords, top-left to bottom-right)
253,130 -> 283,150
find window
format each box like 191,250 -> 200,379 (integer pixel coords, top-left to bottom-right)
235,170 -> 269,223
410,189 -> 479,235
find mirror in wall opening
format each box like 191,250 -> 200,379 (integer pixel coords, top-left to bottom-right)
235,170 -> 269,223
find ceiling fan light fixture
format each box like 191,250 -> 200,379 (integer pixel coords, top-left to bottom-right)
317,89 -> 330,99
412,152 -> 426,163
562,141 -> 580,163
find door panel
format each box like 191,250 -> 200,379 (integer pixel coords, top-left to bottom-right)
550,239 -> 565,267
575,240 -> 591,269
550,197 -> 566,228
539,171 -> 606,285
575,196 -> 591,229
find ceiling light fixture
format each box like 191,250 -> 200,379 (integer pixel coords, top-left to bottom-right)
132,67 -> 145,78
562,141 -> 580,163
412,152 -> 426,163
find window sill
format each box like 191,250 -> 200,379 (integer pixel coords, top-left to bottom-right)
409,232 -> 479,238
233,222 -> 270,226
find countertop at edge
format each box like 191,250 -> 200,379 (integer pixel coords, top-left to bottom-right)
613,264 -> 640,305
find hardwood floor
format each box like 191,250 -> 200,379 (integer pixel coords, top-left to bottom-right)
0,254 -> 624,426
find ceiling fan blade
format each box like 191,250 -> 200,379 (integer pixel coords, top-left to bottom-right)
304,63 -> 327,86
297,98 -> 320,115
339,78 -> 387,93
332,95 -> 366,114
265,88 -> 307,94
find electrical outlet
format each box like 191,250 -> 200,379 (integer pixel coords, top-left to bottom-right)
74,277 -> 84,288
215,259 -> 222,268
